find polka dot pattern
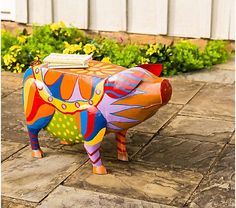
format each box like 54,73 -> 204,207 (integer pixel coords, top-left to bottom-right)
45,110 -> 84,143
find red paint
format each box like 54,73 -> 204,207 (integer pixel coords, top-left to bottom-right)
92,156 -> 101,164
160,79 -> 172,104
86,147 -> 100,156
116,138 -> 126,145
139,64 -> 163,77
83,107 -> 97,139
29,132 -> 37,139
26,90 -> 47,122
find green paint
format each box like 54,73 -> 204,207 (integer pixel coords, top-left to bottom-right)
45,110 -> 84,143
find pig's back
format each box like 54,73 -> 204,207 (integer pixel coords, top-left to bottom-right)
46,60 -> 126,78
33,60 -> 126,102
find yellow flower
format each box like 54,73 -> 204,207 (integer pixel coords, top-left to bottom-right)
17,36 -> 27,44
3,54 -> 16,66
14,63 -> 22,73
63,42 -> 82,54
50,21 -> 66,31
9,45 -> 21,52
101,57 -> 111,64
83,44 -> 96,55
64,41 -> 70,48
146,44 -> 158,56
50,23 -> 60,31
140,57 -> 149,64
59,21 -> 65,28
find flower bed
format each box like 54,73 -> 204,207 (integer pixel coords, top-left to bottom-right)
1,21 -> 232,76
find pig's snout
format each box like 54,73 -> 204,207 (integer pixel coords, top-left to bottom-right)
160,79 -> 172,104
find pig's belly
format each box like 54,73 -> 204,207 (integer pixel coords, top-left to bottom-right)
45,110 -> 84,143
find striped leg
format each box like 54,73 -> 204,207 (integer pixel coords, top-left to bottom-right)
84,142 -> 107,175
116,131 -> 128,161
27,127 -> 44,158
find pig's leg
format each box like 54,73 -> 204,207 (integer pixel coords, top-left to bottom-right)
23,77 -> 55,158
116,131 -> 128,161
76,107 -> 107,174
84,141 -> 107,174
27,127 -> 44,158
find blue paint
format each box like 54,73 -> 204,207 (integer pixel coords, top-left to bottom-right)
104,83 -> 131,93
91,76 -> 103,97
106,90 -> 124,98
27,114 -> 54,130
47,74 -> 64,100
23,67 -> 33,83
84,110 -> 106,142
122,73 -> 142,81
80,110 -> 88,135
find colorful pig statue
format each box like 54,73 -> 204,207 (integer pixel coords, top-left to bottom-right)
23,60 -> 172,174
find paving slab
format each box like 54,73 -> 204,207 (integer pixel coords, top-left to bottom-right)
1,126 -> 63,151
130,104 -> 182,134
1,140 -> 27,161
213,57 -> 235,71
2,91 -> 25,129
171,67 -> 235,84
229,133 -> 235,144
64,159 -> 202,207
134,136 -> 223,173
168,80 -> 204,105
2,147 -> 88,203
2,197 -> 36,208
159,115 -> 234,143
60,131 -> 154,159
38,185 -> 175,208
179,83 -> 235,121
1,71 -> 23,97
187,145 -> 235,208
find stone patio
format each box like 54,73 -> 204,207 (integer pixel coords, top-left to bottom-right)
1,57 -> 235,207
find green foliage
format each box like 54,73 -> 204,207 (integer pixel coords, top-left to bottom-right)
1,30 -> 18,55
201,40 -> 231,67
169,41 -> 204,75
144,44 -> 173,76
113,44 -> 143,68
1,22 -> 232,75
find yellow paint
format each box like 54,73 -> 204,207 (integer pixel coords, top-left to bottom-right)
84,128 -> 106,145
23,78 -> 35,112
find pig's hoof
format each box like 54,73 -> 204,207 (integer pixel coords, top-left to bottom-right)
32,149 -> 44,158
93,165 -> 107,175
118,152 -> 129,161
60,140 -> 74,145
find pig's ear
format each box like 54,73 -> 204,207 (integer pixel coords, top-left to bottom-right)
138,64 -> 163,77
104,70 -> 144,99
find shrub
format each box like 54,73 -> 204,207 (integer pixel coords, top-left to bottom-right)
144,44 -> 173,76
1,22 -> 232,75
169,41 -> 204,75
113,44 -> 143,68
201,40 -> 231,67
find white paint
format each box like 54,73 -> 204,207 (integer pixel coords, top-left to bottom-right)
1,0 -> 235,40
168,0 -> 212,38
89,0 -> 126,31
1,0 -> 15,21
229,0 -> 235,40
53,0 -> 88,29
28,0 -> 52,24
128,0 -> 168,35
211,0 -> 235,40
15,0 -> 27,23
